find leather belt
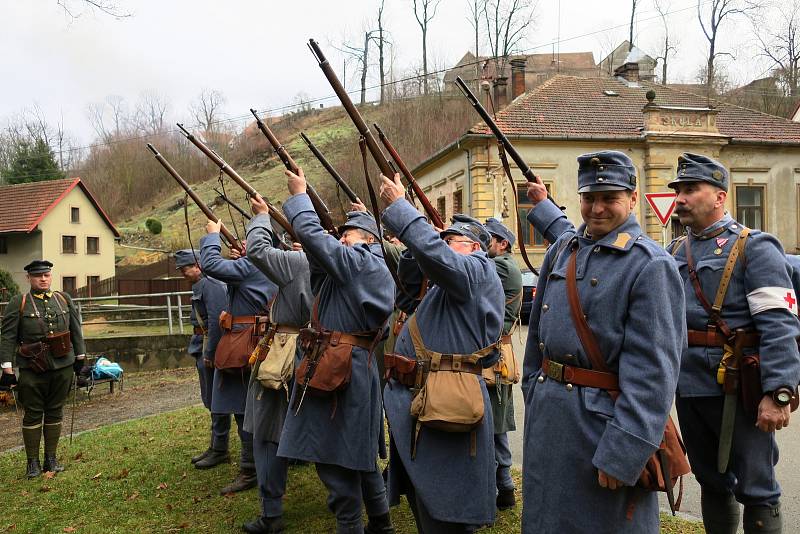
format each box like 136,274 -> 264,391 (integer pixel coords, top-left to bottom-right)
384,352 -> 483,388
500,334 -> 512,345
274,325 -> 301,334
193,326 -> 207,336
541,358 -> 619,391
230,315 -> 262,325
329,331 -> 377,350
687,329 -> 760,348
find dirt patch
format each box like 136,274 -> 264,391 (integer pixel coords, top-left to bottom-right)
0,367 -> 202,453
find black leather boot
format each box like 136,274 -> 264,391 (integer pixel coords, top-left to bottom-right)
42,455 -> 64,473
194,449 -> 230,470
191,447 -> 213,464
220,469 -> 257,495
701,488 -> 741,534
743,504 -> 782,533
497,488 -> 516,510
26,458 -> 42,479
365,512 -> 395,534
242,515 -> 286,533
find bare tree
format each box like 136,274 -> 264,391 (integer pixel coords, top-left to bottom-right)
133,91 -> 169,135
697,0 -> 760,95
376,0 -> 390,103
654,0 -> 678,84
412,0 -> 442,95
467,0 -> 486,75
752,0 -> 800,96
57,0 -> 131,18
483,0 -> 536,76
189,89 -> 226,134
336,30 -> 375,105
629,0 -> 638,51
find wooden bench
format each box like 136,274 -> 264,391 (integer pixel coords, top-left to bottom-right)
73,356 -> 124,400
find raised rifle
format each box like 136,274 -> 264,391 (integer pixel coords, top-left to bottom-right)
213,188 -> 251,221
249,110 -> 338,237
373,123 -> 444,229
146,143 -> 243,253
176,123 -> 297,242
300,132 -> 361,204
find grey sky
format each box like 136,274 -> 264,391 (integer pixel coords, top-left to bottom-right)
1,0 -> 769,145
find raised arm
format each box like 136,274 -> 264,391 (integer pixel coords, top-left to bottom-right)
199,232 -> 252,285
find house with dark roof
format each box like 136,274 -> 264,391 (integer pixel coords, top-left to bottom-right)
0,178 -> 119,294
411,74 -> 800,267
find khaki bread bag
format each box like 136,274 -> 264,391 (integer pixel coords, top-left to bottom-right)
254,328 -> 298,396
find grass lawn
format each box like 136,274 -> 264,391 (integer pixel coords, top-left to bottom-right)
0,406 -> 704,533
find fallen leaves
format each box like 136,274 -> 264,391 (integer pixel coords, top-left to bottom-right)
156,482 -> 168,490
114,468 -> 130,480
43,472 -> 55,480
38,485 -> 51,493
90,472 -> 102,480
63,527 -> 77,533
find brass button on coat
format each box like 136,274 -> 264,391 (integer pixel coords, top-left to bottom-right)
537,376 -> 545,383
538,342 -> 545,351
566,383 -> 574,391
590,278 -> 598,286
542,304 -> 549,312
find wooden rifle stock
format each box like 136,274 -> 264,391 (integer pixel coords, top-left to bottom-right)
308,39 -> 397,181
176,123 -> 297,242
300,132 -> 360,204
248,110 -> 338,237
146,143 -> 242,253
373,123 -> 444,229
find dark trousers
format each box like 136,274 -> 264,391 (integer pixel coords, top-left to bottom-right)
676,395 -> 781,507
254,439 -> 288,518
315,462 -> 389,534
494,432 -> 514,491
212,412 -> 255,470
18,366 -> 73,426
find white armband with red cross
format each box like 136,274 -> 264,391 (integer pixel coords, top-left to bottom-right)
747,287 -> 798,316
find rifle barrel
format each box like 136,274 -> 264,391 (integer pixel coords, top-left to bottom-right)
308,39 -> 394,179
146,143 -> 242,252
176,123 -> 297,241
373,123 -> 444,228
213,188 -> 252,220
300,132 -> 360,204
249,110 -> 337,236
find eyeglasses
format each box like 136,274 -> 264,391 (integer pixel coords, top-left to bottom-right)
444,237 -> 474,246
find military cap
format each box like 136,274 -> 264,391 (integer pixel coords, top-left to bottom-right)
24,260 -> 53,274
440,214 -> 491,251
577,150 -> 637,193
174,249 -> 201,269
338,211 -> 380,240
484,217 -> 516,247
668,153 -> 729,192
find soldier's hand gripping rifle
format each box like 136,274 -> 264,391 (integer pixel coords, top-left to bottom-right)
300,132 -> 361,204
176,123 -> 296,244
147,143 -> 243,254
249,110 -> 338,238
373,123 -> 444,229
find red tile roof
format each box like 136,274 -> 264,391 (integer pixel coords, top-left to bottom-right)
468,75 -> 800,144
0,178 -> 119,236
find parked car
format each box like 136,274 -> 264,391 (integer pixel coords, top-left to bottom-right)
519,269 -> 539,325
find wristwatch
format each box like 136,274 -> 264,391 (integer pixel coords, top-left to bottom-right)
772,387 -> 795,407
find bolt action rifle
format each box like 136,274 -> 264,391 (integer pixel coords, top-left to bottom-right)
146,143 -> 243,254
373,123 -> 444,229
249,110 -> 338,238
213,188 -> 251,221
300,132 -> 361,204
176,123 -> 297,243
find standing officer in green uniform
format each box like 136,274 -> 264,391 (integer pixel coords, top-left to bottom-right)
0,260 -> 86,478
483,218 -> 523,510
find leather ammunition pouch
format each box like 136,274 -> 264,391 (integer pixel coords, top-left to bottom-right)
46,331 -> 72,358
738,354 -> 800,419
18,341 -> 49,374
215,311 -> 266,371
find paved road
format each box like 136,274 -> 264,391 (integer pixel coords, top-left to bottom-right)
508,326 -> 800,527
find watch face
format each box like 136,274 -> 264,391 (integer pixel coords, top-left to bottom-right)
777,392 -> 792,405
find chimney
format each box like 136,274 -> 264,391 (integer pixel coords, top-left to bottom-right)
492,76 -> 508,109
510,58 -> 527,100
614,62 -> 640,82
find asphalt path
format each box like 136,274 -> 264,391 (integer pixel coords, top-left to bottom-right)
508,325 -> 800,528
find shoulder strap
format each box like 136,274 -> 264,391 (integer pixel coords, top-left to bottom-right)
712,228 -> 750,315
670,236 -> 687,257
497,142 -> 538,275
19,293 -> 27,314
311,295 -> 321,330
565,243 -> 610,374
407,314 -> 497,361
52,291 -> 67,313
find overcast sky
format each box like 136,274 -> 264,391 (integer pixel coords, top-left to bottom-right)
1,0 -> 770,146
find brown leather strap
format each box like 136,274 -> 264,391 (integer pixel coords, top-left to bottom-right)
193,326 -> 207,335
275,325 -> 301,334
230,315 -> 260,325
500,334 -> 513,345
497,140 -> 538,274
687,328 -> 760,348
417,355 -> 483,375
331,331 -> 378,350
542,358 -> 619,390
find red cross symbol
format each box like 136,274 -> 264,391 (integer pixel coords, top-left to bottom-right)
785,292 -> 797,309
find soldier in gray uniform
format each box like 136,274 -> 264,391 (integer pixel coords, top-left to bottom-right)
521,151 -> 685,533
241,197 -> 314,534
200,223 -> 278,494
483,217 -> 523,510
787,255 -> 800,296
174,249 -> 228,466
277,169 -> 395,534
379,173 -> 504,533
0,260 -> 87,478
666,154 -> 800,534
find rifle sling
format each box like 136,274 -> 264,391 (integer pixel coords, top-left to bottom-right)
497,142 -> 538,275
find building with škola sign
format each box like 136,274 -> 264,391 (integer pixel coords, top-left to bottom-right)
416,63 -> 800,268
